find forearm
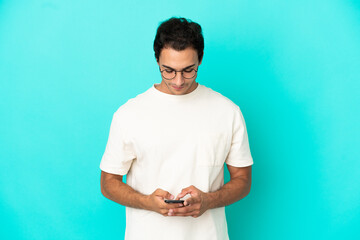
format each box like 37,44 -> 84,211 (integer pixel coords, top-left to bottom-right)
101,174 -> 149,210
205,176 -> 251,209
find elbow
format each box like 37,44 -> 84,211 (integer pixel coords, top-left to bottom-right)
100,172 -> 110,199
100,183 -> 109,198
100,171 -> 123,199
240,178 -> 251,199
245,179 -> 252,197
245,185 -> 251,197
234,178 -> 252,202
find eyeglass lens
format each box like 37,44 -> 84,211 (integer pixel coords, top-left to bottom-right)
161,69 -> 197,80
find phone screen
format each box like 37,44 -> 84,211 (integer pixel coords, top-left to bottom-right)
164,199 -> 184,204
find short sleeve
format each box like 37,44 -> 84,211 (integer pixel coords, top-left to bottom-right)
99,112 -> 136,175
225,106 -> 253,167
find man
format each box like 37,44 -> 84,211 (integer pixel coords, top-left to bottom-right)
100,17 -> 253,240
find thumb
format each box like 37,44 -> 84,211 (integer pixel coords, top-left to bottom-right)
184,197 -> 195,206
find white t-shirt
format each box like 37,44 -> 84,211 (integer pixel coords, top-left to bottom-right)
100,83 -> 253,240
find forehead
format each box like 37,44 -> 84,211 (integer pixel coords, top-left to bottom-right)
159,47 -> 198,69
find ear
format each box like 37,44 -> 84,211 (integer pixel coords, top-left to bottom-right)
198,52 -> 203,66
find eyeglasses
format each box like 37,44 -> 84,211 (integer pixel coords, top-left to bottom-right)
159,67 -> 198,80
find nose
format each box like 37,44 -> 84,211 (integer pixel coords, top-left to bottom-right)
173,72 -> 185,86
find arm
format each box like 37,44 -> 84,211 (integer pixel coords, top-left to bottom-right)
100,171 -> 182,216
100,171 -> 147,209
206,164 -> 252,209
169,165 -> 252,217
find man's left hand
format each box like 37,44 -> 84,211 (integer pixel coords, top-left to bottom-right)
168,185 -> 209,218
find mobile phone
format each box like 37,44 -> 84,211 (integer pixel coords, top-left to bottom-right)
164,199 -> 184,204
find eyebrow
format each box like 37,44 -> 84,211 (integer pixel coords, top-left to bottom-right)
161,64 -> 196,71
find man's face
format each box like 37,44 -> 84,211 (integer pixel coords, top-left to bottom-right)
157,47 -> 202,95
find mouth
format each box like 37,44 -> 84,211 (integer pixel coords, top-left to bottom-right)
172,85 -> 184,91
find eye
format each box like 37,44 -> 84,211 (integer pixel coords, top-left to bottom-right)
183,69 -> 193,73
165,69 -> 174,73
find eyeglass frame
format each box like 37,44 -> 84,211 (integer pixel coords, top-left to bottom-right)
159,66 -> 198,80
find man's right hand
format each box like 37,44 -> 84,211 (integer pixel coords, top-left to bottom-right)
100,172 -> 183,216
146,188 -> 183,216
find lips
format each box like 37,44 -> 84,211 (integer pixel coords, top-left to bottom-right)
172,85 -> 184,90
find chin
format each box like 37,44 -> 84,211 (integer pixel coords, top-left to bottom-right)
174,88 -> 190,95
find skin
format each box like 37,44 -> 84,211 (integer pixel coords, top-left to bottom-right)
168,165 -> 251,217
100,46 -> 252,218
155,47 -> 201,95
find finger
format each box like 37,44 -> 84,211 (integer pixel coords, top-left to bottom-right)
163,203 -> 184,209
155,189 -> 174,200
173,212 -> 195,217
171,205 -> 195,214
168,207 -> 196,216
172,209 -> 197,217
184,196 -> 198,206
177,187 -> 193,199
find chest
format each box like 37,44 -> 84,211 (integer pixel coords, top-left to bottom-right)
128,105 -> 232,166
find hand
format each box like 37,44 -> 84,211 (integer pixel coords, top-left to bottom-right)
168,185 -> 209,218
146,188 -> 183,216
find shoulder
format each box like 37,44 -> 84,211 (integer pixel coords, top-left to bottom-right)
200,85 -> 241,113
113,87 -> 153,120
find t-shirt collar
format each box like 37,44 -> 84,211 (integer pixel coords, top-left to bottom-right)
151,82 -> 202,101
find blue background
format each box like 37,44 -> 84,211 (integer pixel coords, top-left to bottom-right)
1,0 -> 359,239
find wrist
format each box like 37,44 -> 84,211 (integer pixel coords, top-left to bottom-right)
139,194 -> 151,210
204,191 -> 218,210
